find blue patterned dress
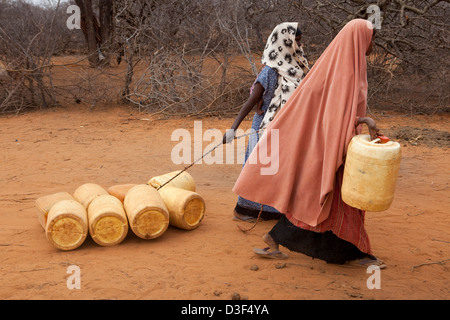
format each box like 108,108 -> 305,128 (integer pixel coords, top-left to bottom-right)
235,66 -> 281,220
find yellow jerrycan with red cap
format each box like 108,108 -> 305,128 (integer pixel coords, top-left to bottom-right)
342,134 -> 401,212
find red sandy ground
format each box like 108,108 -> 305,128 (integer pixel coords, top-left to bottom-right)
0,105 -> 448,300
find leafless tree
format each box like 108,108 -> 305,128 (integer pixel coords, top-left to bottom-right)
72,0 -> 115,67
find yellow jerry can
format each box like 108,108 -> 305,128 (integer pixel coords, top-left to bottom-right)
342,135 -> 401,212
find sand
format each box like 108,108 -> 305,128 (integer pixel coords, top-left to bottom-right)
0,105 -> 448,300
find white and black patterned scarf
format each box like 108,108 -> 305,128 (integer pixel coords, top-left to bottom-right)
259,22 -> 309,130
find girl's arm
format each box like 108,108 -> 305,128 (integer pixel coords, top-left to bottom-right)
223,82 -> 265,144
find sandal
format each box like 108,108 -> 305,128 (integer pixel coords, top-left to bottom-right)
233,211 -> 257,223
348,256 -> 386,269
254,247 -> 288,260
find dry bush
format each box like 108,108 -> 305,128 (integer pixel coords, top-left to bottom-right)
0,0 -> 120,113
114,0 -> 266,115
1,0 -> 448,115
0,0 -> 59,112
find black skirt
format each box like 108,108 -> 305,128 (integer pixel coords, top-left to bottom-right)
269,215 -> 370,264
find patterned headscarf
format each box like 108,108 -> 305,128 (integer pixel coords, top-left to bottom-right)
259,22 -> 309,130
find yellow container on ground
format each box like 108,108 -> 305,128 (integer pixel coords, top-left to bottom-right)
158,186 -> 205,230
342,134 -> 402,212
73,183 -> 109,209
148,171 -> 196,191
123,184 -> 169,239
108,184 -> 137,203
35,192 -> 75,230
46,199 -> 88,251
88,194 -> 129,246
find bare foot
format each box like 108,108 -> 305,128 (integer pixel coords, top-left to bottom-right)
262,233 -> 279,252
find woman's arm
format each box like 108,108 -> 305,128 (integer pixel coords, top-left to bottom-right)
356,116 -> 381,140
223,82 -> 265,144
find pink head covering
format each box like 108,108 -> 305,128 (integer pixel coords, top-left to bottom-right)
232,19 -> 374,227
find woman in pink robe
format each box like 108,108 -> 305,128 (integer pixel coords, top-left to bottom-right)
233,19 -> 385,267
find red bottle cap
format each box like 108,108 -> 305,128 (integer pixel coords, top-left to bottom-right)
377,135 -> 390,143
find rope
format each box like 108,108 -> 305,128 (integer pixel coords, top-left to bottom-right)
156,129 -> 262,190
236,204 -> 263,232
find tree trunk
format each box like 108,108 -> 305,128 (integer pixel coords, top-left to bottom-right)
99,0 -> 113,66
75,0 -> 100,67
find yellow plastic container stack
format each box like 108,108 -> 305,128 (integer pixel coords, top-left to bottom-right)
342,134 -> 402,211
35,172 -> 205,250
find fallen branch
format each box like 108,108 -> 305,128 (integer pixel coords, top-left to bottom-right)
407,211 -> 425,216
432,238 -> 450,244
411,258 -> 450,271
19,267 -> 52,273
0,243 -> 26,247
